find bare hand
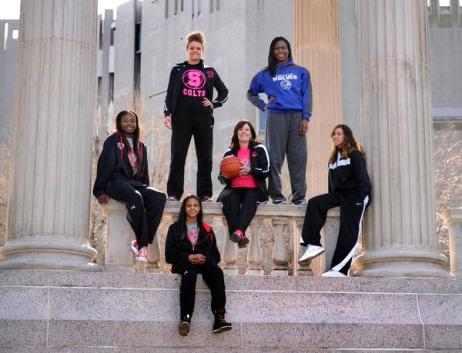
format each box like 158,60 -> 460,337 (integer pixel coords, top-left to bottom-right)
97,194 -> 108,204
188,254 -> 206,265
239,163 -> 251,175
299,120 -> 309,135
202,98 -> 214,109
264,96 -> 276,110
164,115 -> 172,129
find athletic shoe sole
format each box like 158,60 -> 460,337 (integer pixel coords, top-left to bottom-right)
213,324 -> 232,334
298,246 -> 325,264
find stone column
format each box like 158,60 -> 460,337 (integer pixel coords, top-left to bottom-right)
444,208 -> 462,276
354,0 -> 447,277
0,0 -> 98,270
294,0 -> 343,197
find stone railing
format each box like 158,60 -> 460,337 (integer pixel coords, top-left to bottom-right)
104,200 -> 341,276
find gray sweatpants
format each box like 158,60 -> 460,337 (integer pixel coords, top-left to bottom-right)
266,111 -> 307,203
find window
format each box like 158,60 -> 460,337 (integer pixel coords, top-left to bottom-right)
110,27 -> 115,46
109,73 -> 115,102
197,0 -> 202,16
165,0 -> 169,18
210,0 -> 214,13
181,0 -> 184,11
216,0 -> 220,11
174,0 -> 178,15
135,23 -> 142,52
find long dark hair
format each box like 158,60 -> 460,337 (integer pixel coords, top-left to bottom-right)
230,120 -> 259,150
115,110 -> 142,159
177,195 -> 204,234
329,124 -> 365,164
267,36 -> 293,76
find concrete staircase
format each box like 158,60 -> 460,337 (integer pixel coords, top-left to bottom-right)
1,270 -> 461,353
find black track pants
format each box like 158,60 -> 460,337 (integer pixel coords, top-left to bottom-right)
106,181 -> 167,248
300,192 -> 369,275
167,113 -> 214,199
221,188 -> 259,235
180,262 -> 226,318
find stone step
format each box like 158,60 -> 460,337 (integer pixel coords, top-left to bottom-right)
0,270 -> 461,352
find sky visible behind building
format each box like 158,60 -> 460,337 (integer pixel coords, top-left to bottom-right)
0,0 -> 130,19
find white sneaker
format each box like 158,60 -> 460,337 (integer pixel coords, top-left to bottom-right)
321,270 -> 347,277
135,247 -> 148,262
299,236 -> 306,246
298,245 -> 325,263
130,240 -> 139,256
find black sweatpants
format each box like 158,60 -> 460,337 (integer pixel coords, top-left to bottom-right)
300,192 -> 369,275
106,180 -> 167,248
180,262 -> 226,318
221,188 -> 259,235
167,113 -> 214,199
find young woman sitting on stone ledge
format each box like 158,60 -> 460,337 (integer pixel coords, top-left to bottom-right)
93,110 -> 166,262
298,124 -> 371,277
165,195 -> 232,336
217,120 -> 270,248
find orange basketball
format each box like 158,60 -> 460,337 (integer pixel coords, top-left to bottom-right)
220,156 -> 242,179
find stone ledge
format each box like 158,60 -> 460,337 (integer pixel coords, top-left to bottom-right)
0,270 -> 461,351
1,270 -> 461,294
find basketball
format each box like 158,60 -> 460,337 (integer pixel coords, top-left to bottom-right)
220,156 -> 242,179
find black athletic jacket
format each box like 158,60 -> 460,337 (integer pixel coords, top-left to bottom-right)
328,149 -> 372,201
165,222 -> 220,274
93,132 -> 149,198
163,60 -> 228,117
217,143 -> 270,202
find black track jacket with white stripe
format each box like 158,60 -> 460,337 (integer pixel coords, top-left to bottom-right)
164,60 -> 228,117
217,143 -> 270,202
328,149 -> 372,201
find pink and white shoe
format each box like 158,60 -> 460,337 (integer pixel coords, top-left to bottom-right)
135,247 -> 148,262
131,240 -> 139,256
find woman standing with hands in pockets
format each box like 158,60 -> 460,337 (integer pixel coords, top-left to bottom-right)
164,31 -> 229,202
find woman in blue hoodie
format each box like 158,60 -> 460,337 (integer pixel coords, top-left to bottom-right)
247,36 -> 312,206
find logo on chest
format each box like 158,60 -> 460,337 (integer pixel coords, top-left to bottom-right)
280,79 -> 292,90
182,69 -> 206,97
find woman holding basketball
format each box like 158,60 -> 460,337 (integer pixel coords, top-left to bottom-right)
164,31 -> 228,202
217,120 -> 270,247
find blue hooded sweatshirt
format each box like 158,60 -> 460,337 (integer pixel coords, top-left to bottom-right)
247,60 -> 312,120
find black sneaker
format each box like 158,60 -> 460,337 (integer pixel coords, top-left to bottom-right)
292,199 -> 307,207
178,314 -> 191,336
272,198 -> 288,205
213,310 -> 232,333
238,236 -> 249,249
230,232 -> 250,249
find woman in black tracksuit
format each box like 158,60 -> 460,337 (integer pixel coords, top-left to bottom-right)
165,195 -> 231,336
93,110 -> 167,262
217,120 -> 270,248
164,31 -> 228,202
298,124 -> 371,277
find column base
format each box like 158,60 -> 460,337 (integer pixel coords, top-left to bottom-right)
353,248 -> 449,277
0,237 -> 100,271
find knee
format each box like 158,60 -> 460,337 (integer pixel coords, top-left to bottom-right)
146,188 -> 167,207
128,190 -> 144,209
